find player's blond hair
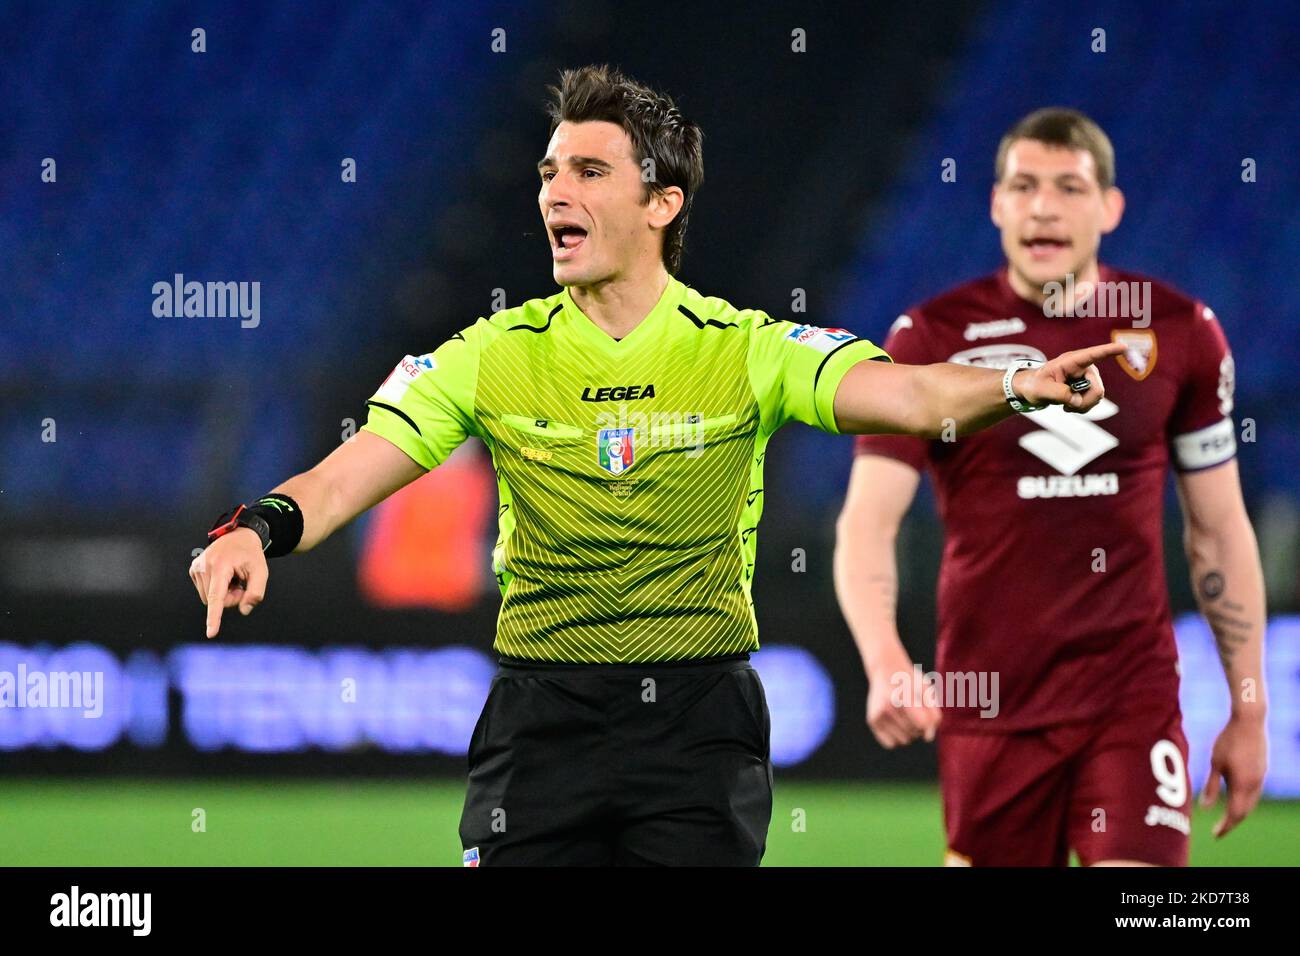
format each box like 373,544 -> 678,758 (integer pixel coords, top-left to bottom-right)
995,108 -> 1116,190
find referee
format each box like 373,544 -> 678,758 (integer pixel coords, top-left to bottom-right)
190,64 -> 1123,866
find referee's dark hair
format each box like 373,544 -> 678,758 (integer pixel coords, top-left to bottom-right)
546,64 -> 704,275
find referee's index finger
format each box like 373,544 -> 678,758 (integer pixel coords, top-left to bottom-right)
205,573 -> 229,638
1067,341 -> 1127,367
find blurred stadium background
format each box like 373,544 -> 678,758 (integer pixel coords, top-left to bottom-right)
2,0 -> 1297,865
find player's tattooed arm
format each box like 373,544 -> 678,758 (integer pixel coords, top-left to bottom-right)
833,454 -> 919,674
1177,461 -> 1268,837
863,572 -> 898,616
1176,462 -> 1267,719
834,455 -> 941,747
1198,570 -> 1253,663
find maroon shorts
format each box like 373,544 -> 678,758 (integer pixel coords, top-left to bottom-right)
937,695 -> 1192,867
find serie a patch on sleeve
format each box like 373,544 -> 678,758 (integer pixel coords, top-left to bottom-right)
784,324 -> 858,354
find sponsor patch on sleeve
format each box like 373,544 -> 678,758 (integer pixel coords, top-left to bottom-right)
784,324 -> 858,354
375,353 -> 437,404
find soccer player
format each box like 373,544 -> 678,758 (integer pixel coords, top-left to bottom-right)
190,69 -> 1121,866
834,108 -> 1269,866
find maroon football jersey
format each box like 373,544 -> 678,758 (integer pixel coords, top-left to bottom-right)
855,266 -> 1236,732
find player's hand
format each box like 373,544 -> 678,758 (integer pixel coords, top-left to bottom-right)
188,528 -> 269,639
865,641 -> 941,749
1014,341 -> 1126,414
1199,713 -> 1268,838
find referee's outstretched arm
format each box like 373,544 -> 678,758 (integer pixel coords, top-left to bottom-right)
188,430 -> 426,638
832,341 -> 1125,436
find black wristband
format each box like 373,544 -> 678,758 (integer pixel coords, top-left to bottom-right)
245,493 -> 305,558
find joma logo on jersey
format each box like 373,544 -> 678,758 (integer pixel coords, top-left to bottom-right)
1144,805 -> 1190,834
964,317 -> 1026,341
581,385 -> 656,402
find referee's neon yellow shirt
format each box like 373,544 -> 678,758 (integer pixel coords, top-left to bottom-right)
363,275 -> 890,663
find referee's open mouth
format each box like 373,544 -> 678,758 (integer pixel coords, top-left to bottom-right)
550,222 -> 589,261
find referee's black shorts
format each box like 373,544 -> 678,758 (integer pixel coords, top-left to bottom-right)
458,652 -> 774,866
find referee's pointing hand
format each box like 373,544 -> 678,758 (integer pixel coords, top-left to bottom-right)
189,528 -> 269,638
1016,341 -> 1126,413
